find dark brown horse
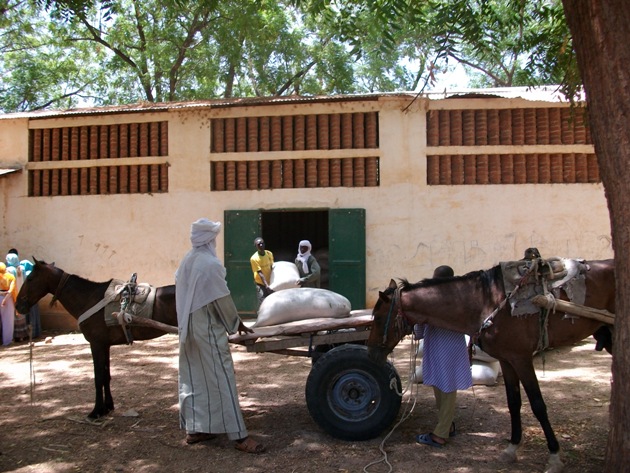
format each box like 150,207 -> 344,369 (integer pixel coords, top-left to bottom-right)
15,259 -> 177,419
367,259 -> 614,473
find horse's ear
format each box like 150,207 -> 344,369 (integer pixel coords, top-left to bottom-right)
388,279 -> 397,289
33,257 -> 39,264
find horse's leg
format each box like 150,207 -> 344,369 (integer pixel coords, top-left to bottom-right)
89,343 -> 113,419
518,361 -> 564,473
498,361 -> 523,464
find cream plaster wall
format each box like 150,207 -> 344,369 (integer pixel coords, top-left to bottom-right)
0,94 -> 613,329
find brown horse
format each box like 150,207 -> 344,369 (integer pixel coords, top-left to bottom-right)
367,259 -> 614,473
15,259 -> 177,419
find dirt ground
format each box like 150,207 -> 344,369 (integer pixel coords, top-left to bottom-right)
0,329 -> 611,473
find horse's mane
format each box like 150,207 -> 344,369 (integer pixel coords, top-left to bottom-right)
398,265 -> 502,292
35,260 -> 113,285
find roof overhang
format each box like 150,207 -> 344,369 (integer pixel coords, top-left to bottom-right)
0,166 -> 22,176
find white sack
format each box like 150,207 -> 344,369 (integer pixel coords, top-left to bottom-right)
254,288 -> 351,328
471,361 -> 501,386
269,261 -> 300,291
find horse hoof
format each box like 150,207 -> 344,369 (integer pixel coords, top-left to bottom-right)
499,443 -> 519,463
544,453 -> 564,473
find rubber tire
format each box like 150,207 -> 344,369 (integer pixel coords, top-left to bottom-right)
311,340 -> 366,365
305,344 -> 402,441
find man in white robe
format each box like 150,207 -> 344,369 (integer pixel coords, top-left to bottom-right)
175,218 -> 264,453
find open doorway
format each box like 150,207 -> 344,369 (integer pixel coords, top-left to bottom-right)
224,208 -> 364,315
261,210 -> 329,288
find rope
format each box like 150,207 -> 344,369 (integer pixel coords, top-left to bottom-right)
362,336 -> 483,473
363,338 -> 419,473
535,284 -> 556,372
28,324 -> 36,404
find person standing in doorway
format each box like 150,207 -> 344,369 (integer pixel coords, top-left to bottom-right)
175,218 -> 264,453
295,240 -> 321,288
414,265 -> 472,448
250,237 -> 274,308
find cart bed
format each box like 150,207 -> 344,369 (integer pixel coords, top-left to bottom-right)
228,310 -> 372,356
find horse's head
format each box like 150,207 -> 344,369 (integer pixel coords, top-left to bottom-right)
16,258 -> 56,314
367,279 -> 409,366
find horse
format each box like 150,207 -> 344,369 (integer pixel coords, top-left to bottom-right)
367,259 -> 614,473
15,259 -> 177,419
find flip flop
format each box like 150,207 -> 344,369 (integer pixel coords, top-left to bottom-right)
415,433 -> 445,448
185,432 -> 217,444
235,437 -> 265,454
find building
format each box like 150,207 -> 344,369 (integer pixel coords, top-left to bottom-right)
0,89 -> 612,329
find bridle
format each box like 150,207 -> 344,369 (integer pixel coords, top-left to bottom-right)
50,271 -> 71,307
379,286 -> 413,347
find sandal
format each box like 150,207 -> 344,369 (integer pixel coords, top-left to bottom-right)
185,432 -> 217,444
235,437 -> 265,454
415,432 -> 445,448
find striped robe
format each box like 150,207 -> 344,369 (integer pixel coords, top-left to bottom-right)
178,296 -> 247,440
421,325 -> 473,393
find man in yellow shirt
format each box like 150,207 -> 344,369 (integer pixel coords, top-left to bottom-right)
250,237 -> 274,308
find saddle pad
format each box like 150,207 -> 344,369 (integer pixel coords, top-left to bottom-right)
501,258 -> 587,316
104,279 -> 157,327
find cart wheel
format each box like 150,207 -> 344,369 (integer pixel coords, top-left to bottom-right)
305,344 -> 402,441
311,341 -> 365,364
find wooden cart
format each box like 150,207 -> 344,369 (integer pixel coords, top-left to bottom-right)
228,311 -> 402,441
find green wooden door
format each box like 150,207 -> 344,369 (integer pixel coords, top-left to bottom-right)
224,210 -> 261,316
224,208 -> 366,315
329,209 -> 366,310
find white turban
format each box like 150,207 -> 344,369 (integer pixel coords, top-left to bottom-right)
296,240 -> 312,273
190,218 -> 221,255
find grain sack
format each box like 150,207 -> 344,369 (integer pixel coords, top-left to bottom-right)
269,261 -> 300,291
254,288 -> 351,328
471,360 -> 501,386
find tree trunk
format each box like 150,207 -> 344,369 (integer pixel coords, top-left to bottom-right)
561,1 -> 630,469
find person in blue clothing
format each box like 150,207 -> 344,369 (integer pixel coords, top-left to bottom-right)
415,265 -> 473,448
5,249 -> 41,339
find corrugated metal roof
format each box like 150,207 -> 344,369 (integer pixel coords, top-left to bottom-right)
0,87 -> 575,121
0,93 -> 392,121
0,166 -> 22,176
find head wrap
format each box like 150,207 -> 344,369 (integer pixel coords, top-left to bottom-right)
296,240 -> 312,273
6,253 -> 19,267
21,260 -> 34,276
0,262 -> 17,298
190,218 -> 221,255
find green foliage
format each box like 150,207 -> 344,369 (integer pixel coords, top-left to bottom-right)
0,0 -> 582,111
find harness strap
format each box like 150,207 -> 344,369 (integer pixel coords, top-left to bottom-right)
50,271 -> 71,307
77,284 -> 127,325
382,289 -> 398,344
472,261 -> 540,344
